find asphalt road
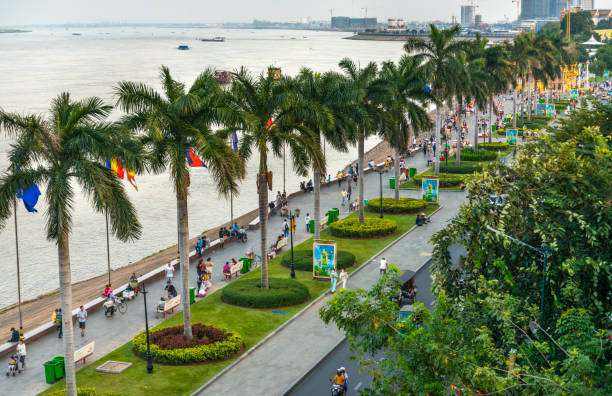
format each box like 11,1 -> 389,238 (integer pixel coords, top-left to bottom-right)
289,262 -> 435,396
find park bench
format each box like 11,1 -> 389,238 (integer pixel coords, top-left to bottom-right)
157,295 -> 181,319
74,342 -> 95,366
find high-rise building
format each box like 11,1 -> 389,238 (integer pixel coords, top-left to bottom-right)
331,16 -> 377,29
461,5 -> 476,25
571,0 -> 595,10
520,0 -> 566,19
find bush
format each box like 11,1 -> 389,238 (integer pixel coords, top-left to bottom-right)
438,161 -> 483,174
222,278 -> 309,308
478,142 -> 510,152
132,323 -> 242,364
412,172 -> 464,187
459,147 -> 498,161
49,389 -> 123,396
365,197 -> 427,214
280,249 -> 356,271
329,217 -> 398,238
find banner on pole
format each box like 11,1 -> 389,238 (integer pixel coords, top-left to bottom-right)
313,240 -> 337,279
545,104 -> 555,116
506,129 -> 518,145
422,177 -> 439,203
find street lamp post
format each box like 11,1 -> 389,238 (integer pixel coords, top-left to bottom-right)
376,166 -> 384,218
289,210 -> 295,279
485,225 -> 554,331
139,281 -> 154,373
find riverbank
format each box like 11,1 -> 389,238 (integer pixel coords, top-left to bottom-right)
0,29 -> 30,33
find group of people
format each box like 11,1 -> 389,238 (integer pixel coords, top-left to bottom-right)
299,179 -> 314,193
329,268 -> 348,293
6,327 -> 26,376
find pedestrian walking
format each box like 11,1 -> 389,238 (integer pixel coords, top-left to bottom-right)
77,305 -> 87,337
16,340 -> 26,370
337,171 -> 343,187
51,308 -> 58,326
340,188 -> 347,206
330,268 -> 338,293
165,262 -> 174,283
339,269 -> 348,289
305,213 -> 311,232
283,218 -> 289,238
55,309 -> 63,338
379,257 -> 388,275
347,183 -> 352,201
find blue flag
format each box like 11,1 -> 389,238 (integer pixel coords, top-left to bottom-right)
17,183 -> 41,213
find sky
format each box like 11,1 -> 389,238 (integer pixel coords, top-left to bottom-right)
2,0 -> 612,26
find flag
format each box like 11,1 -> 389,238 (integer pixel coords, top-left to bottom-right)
266,118 -> 275,131
126,169 -> 138,191
17,183 -> 41,213
106,158 -> 124,179
186,147 -> 207,167
231,132 -> 238,151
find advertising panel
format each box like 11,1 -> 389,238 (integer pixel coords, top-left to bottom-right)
421,177 -> 439,203
313,240 -> 337,279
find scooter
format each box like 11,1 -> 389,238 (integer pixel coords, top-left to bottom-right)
330,381 -> 343,396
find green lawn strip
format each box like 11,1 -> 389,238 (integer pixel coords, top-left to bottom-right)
40,208 -> 435,396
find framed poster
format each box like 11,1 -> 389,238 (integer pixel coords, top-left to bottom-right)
604,70 -> 609,79
421,177 -> 439,203
570,89 -> 578,100
313,240 -> 337,279
545,104 -> 555,116
536,103 -> 546,115
506,129 -> 518,145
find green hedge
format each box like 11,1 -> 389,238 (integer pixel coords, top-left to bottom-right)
478,142 -> 510,152
329,217 -> 398,238
412,172 -> 464,187
459,147 -> 498,162
132,324 -> 243,364
365,197 -> 428,214
222,278 -> 309,308
49,389 -> 123,396
439,161 -> 483,174
280,249 -> 356,271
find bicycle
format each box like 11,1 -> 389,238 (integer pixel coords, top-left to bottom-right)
117,299 -> 128,314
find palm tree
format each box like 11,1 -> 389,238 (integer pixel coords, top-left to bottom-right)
463,35 -> 491,151
290,69 -> 356,238
372,55 -> 433,200
337,58 -> 380,224
481,44 -> 513,144
228,67 -> 322,289
404,24 -> 465,176
115,66 -> 245,339
505,33 -> 539,127
0,93 -> 142,396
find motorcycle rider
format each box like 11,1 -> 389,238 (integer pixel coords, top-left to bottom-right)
330,368 -> 346,395
340,367 -> 348,395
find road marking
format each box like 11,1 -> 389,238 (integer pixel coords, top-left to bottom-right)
419,252 -> 432,257
354,382 -> 363,391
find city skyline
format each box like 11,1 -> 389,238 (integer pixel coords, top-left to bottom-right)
4,0 -> 612,27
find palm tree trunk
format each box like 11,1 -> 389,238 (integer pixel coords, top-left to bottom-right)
527,76 -> 532,120
313,168 -> 321,239
456,105 -> 462,165
358,133 -> 365,225
513,87 -> 518,128
58,231 -> 77,396
258,173 -> 269,289
434,105 -> 440,176
488,99 -> 493,144
393,145 -> 400,201
176,192 -> 192,340
473,105 -> 479,150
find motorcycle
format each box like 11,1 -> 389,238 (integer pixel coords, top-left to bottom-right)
238,229 -> 247,243
330,381 -> 343,396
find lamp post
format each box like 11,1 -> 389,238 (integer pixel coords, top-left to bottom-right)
485,225 -> 554,331
376,166 -> 384,218
289,210 -> 295,279
139,281 -> 154,373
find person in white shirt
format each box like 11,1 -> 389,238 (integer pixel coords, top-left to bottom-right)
165,262 -> 174,282
339,269 -> 348,289
16,340 -> 26,369
77,305 -> 88,337
380,257 -> 388,275
305,213 -> 311,232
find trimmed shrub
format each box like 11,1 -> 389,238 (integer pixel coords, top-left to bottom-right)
365,197 -> 427,214
222,278 -> 309,308
459,147 -> 498,161
478,142 -> 510,152
132,324 -> 243,364
49,389 -> 123,396
280,249 -> 356,271
412,172 -> 464,187
438,161 -> 483,174
329,217 -> 398,238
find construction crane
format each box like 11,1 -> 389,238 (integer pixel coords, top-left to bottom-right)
512,0 -> 520,21
566,0 -> 571,41
362,7 -> 368,19
329,9 -> 333,19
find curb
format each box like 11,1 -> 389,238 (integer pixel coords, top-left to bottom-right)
280,257 -> 435,396
190,205 -> 444,395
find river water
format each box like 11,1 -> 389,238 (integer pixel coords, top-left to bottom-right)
0,27 -> 404,307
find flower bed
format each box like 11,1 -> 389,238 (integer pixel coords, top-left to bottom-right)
132,324 -> 243,364
365,197 -> 427,214
222,278 -> 309,308
280,249 -> 356,271
329,217 -> 398,238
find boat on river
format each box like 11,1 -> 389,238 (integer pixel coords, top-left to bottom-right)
199,37 -> 225,42
177,45 -> 189,50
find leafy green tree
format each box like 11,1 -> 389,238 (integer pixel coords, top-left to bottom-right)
405,24 -> 464,176
227,67 -> 322,288
591,42 -> 612,76
561,10 -> 595,40
115,66 -> 245,339
0,93 -> 143,396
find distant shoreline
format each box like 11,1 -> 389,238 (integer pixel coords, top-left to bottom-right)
0,29 -> 31,33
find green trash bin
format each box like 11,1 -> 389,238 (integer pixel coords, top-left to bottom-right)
239,257 -> 251,273
309,219 -> 315,233
52,356 -> 65,379
389,177 -> 395,189
43,361 -> 57,384
189,287 -> 195,304
326,211 -> 334,225
409,168 -> 417,179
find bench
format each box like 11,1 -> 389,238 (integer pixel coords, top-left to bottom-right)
275,237 -> 287,252
157,295 -> 181,319
74,342 -> 95,366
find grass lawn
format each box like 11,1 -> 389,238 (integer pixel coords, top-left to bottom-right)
40,207 -> 437,396
399,168 -> 465,191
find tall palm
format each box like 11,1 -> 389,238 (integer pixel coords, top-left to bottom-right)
290,69 -> 355,238
531,35 -> 563,117
115,66 -> 245,339
461,36 -> 489,154
228,67 -> 322,289
372,55 -> 433,200
338,58 -> 380,224
0,93 -> 142,396
505,33 -> 539,127
404,24 -> 465,176
482,43 -> 514,144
